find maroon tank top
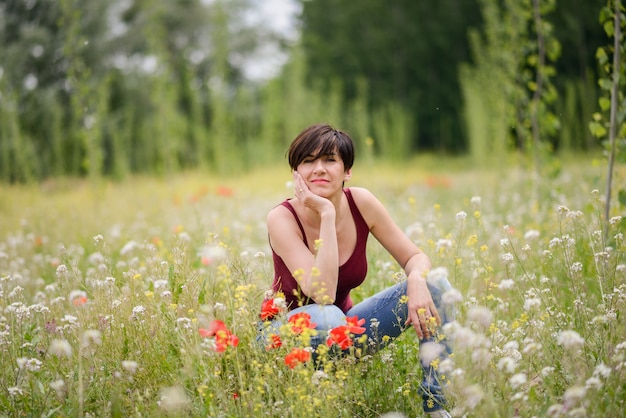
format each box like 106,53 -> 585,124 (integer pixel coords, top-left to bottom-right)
270,188 -> 369,313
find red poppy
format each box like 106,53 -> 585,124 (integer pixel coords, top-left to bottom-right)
284,348 -> 311,368
216,186 -> 234,197
345,316 -> 367,334
199,320 -> 239,352
288,312 -> 317,334
260,298 -> 282,321
72,296 -> 88,306
266,333 -> 282,350
326,326 -> 354,350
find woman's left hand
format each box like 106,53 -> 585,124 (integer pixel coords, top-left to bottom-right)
406,278 -> 440,339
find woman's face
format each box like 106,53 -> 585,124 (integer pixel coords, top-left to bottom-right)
296,150 -> 352,197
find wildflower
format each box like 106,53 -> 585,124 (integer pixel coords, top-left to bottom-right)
467,306 -> 493,328
557,330 -> 585,350
470,196 -> 481,207
288,312 -> 317,334
311,370 -> 329,385
159,386 -> 191,413
8,387 -> 23,397
132,305 -> 146,317
50,379 -> 66,398
21,358 -> 43,372
326,321 -> 365,350
198,245 -> 227,265
198,320 -> 239,352
498,279 -> 515,290
56,264 -> 68,278
419,341 -> 445,367
524,229 -> 540,240
562,385 -> 586,406
345,316 -> 366,334
49,339 -> 72,358
266,334 -> 282,350
435,239 -> 453,251
523,297 -> 541,311
456,211 -> 467,221
442,288 -> 463,305
497,356 -> 517,374
509,373 -> 527,389
260,298 -> 285,321
461,384 -> 484,410
122,360 -> 139,374
81,330 -> 102,348
284,347 -> 311,368
69,290 -> 88,306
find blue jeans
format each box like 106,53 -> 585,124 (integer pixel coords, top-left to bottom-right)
258,278 -> 455,413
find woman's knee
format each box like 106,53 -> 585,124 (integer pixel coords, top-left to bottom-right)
289,304 -> 346,331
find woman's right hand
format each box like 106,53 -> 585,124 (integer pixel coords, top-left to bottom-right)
293,171 -> 334,215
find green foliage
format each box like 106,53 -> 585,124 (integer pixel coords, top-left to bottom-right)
0,0 -> 616,183
461,0 -> 561,164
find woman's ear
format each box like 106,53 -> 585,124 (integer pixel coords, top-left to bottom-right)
344,168 -> 352,182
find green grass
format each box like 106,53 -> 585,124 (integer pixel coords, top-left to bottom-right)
0,155 -> 624,417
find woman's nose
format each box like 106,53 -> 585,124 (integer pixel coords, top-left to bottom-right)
313,160 -> 326,172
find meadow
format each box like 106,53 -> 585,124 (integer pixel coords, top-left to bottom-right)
0,155 -> 624,417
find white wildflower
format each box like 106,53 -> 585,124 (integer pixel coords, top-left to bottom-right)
456,211 -> 467,221
460,384 -> 484,410
132,305 -> 146,316
50,379 -> 66,398
563,385 -> 586,406
509,373 -> 527,389
593,362 -> 611,379
585,376 -> 603,390
569,262 -> 583,273
498,279 -> 515,290
55,264 -> 69,278
8,387 -> 23,397
419,342 -> 445,367
49,339 -> 73,358
120,240 -> 139,256
122,360 -> 139,374
501,253 -> 514,263
523,297 -> 541,311
497,356 -> 517,374
435,239 -> 453,251
524,229 -> 540,240
541,366 -> 555,377
311,370 -> 329,386
23,358 -> 43,372
159,386 -> 191,412
557,330 -> 584,350
556,205 -> 569,215
467,306 -> 493,328
82,330 -> 102,348
442,288 -> 463,305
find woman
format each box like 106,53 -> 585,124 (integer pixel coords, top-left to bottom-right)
261,124 -> 454,418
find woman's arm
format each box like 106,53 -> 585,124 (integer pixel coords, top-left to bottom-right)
267,174 -> 339,304
350,187 -> 440,339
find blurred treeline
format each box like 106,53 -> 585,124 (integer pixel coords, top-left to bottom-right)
0,0 -> 611,182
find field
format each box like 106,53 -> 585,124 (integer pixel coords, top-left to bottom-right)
0,155 -> 624,417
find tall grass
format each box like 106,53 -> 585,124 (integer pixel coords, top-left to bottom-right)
0,157 -> 624,417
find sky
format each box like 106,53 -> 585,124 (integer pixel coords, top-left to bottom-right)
242,0 -> 300,82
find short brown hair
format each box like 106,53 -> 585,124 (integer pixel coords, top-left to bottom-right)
287,124 -> 355,171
